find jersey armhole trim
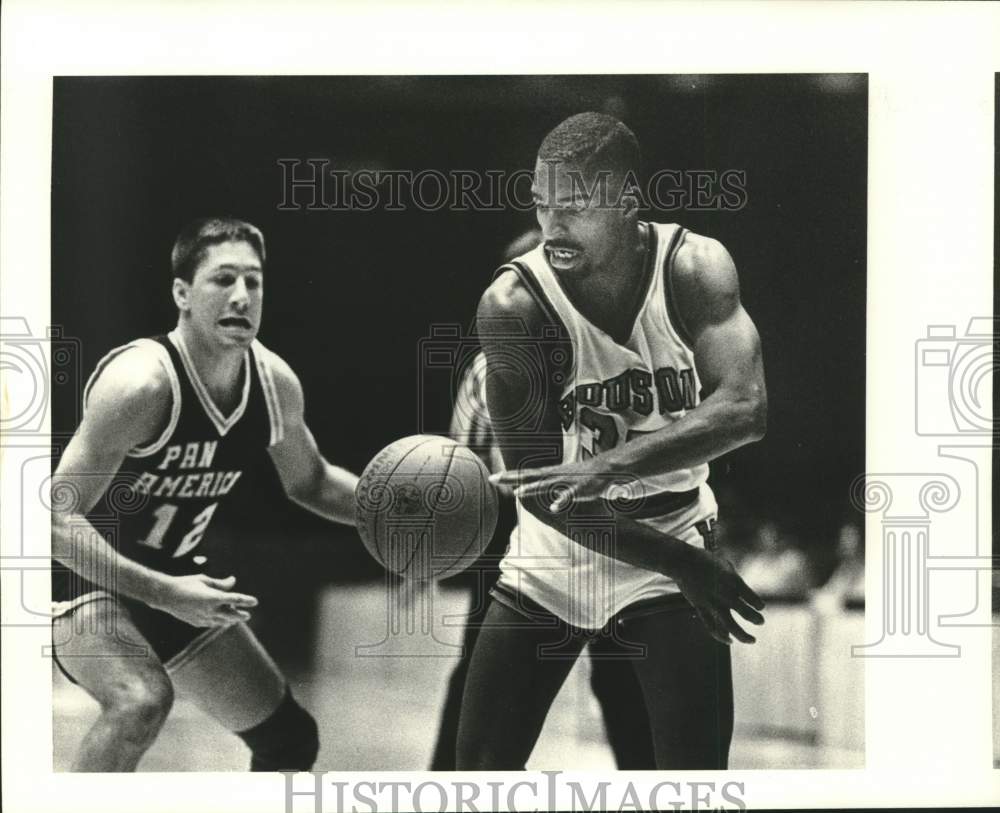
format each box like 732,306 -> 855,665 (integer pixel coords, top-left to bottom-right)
506,260 -> 571,339
129,340 -> 182,457
82,340 -> 181,459
663,227 -> 695,351
252,340 -> 285,447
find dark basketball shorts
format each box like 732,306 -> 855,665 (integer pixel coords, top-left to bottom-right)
51,568 -> 221,684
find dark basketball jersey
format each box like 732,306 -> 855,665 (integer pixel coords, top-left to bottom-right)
53,330 -> 284,606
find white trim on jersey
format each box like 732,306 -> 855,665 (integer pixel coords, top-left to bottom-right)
251,339 -> 285,447
658,226 -> 695,353
168,330 -> 251,437
82,339 -> 182,458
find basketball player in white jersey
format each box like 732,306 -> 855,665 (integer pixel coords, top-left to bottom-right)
50,218 -> 359,771
430,231 -> 657,771
457,113 -> 767,769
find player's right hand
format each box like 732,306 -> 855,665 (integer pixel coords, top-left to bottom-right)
672,546 -> 765,646
152,574 -> 259,628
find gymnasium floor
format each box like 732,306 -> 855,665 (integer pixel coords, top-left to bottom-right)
53,583 -> 864,772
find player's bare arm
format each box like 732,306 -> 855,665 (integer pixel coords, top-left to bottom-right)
496,233 -> 766,509
50,348 -> 258,627
587,233 -> 766,488
616,233 -> 766,471
479,270 -> 763,644
264,350 -> 359,525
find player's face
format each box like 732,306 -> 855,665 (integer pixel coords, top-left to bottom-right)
532,158 -> 630,276
182,241 -> 263,349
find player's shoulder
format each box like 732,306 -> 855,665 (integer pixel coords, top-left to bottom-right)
252,339 -> 297,384
670,229 -> 740,325
88,340 -> 173,408
672,231 -> 738,290
477,266 -> 549,332
252,339 -> 304,413
82,341 -> 173,445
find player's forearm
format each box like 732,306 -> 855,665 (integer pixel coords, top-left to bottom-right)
519,495 -> 695,577
602,390 -> 766,480
51,514 -> 173,605
288,463 -> 359,525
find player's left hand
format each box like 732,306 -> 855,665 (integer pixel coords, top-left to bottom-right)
490,458 -> 618,512
672,546 -> 766,645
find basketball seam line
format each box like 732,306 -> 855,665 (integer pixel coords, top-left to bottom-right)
380,436 -> 440,574
435,449 -> 495,578
425,442 -> 459,574
398,440 -> 453,576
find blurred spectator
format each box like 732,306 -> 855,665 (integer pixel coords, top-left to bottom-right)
813,522 -> 864,612
739,521 -> 813,600
709,484 -> 758,566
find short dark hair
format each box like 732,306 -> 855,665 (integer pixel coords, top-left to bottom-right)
537,112 -> 641,180
170,217 -> 266,282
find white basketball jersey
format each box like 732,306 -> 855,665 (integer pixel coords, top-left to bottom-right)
497,222 -> 718,629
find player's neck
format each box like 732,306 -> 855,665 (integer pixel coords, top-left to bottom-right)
174,321 -> 246,397
560,222 -> 648,338
567,221 -> 646,292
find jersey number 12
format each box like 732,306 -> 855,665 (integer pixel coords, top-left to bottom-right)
137,502 -> 219,557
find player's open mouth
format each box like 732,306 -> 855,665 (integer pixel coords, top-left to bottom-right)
545,244 -> 582,270
218,317 -> 253,330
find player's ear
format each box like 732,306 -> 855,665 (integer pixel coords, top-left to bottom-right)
620,190 -> 639,218
172,277 -> 191,311
618,172 -> 641,218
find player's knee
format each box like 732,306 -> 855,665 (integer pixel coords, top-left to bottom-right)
237,688 -> 319,772
105,673 -> 174,744
456,728 -> 523,771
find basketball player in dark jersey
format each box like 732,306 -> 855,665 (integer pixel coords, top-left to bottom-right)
458,114 -> 767,770
50,218 -> 359,771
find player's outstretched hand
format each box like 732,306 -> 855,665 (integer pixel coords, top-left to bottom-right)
672,546 -> 765,646
153,574 -> 259,628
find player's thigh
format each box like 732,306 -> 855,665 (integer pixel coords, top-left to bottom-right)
586,630 -> 651,725
166,622 -> 286,732
457,598 -> 585,767
52,598 -> 173,713
586,633 -> 656,769
623,604 -> 733,769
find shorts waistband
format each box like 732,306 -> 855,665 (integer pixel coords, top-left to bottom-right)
489,582 -> 560,624
621,486 -> 700,520
490,583 -> 694,630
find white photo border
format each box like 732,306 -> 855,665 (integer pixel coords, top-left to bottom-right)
1,1 -> 997,810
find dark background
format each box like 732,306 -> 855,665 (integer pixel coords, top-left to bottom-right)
52,75 -> 867,657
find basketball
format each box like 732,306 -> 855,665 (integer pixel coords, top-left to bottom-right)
355,435 -> 499,580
